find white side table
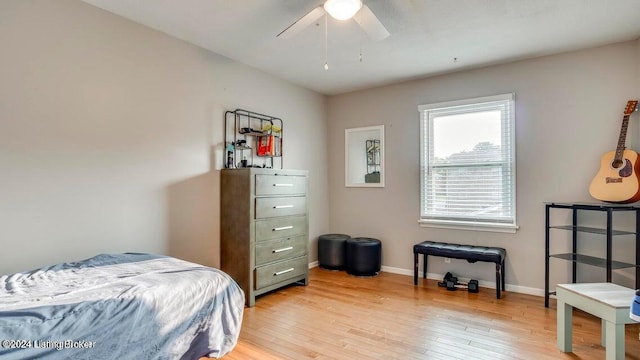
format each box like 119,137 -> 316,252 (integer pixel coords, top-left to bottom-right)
556,283 -> 637,360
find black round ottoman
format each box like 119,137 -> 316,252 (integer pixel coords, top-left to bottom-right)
346,237 -> 381,276
318,234 -> 351,270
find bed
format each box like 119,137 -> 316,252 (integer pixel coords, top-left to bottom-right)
0,253 -> 244,360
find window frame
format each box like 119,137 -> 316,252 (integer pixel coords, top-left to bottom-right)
418,93 -> 518,233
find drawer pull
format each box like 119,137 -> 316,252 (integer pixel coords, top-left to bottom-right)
273,226 -> 293,231
273,183 -> 293,187
274,268 -> 295,276
273,205 -> 294,209
272,246 -> 293,253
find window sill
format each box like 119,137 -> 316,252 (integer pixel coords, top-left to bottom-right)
418,219 -> 519,233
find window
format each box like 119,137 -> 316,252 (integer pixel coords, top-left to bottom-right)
418,93 -> 517,233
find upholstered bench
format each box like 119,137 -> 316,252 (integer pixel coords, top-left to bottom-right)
413,241 -> 507,299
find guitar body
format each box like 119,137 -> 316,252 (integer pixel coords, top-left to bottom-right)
589,149 -> 640,203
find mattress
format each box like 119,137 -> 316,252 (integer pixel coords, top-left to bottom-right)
0,253 -> 244,359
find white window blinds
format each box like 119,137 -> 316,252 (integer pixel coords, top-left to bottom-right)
418,94 -> 516,230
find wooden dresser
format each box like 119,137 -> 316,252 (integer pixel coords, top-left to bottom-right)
220,168 -> 309,307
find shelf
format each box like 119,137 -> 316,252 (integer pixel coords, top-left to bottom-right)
224,109 -> 284,169
545,202 -> 640,211
238,130 -> 280,138
549,225 -> 635,235
550,253 -> 637,269
544,202 -> 640,308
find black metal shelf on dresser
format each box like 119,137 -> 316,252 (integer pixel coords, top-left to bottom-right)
544,202 -> 640,307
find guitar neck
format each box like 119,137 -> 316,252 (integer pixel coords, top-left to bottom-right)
614,114 -> 631,162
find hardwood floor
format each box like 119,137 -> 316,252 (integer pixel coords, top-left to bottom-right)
218,268 -> 640,359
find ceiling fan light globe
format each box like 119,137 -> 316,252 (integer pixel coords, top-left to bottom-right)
323,0 -> 363,21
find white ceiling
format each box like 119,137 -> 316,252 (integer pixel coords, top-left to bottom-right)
81,0 -> 640,96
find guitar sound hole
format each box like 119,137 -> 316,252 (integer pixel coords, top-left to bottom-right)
611,159 -> 633,177
611,159 -> 624,169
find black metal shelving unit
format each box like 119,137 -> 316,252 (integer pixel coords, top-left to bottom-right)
224,109 -> 283,169
544,202 -> 640,307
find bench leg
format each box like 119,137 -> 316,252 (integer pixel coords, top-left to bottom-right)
423,254 -> 428,279
413,252 -> 418,285
496,263 -> 502,299
502,259 -> 506,291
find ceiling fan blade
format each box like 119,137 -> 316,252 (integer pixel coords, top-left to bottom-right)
353,4 -> 390,41
277,5 -> 326,39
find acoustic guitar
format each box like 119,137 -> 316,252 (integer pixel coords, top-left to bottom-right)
589,100 -> 640,203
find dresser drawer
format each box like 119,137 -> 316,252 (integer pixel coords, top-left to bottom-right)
255,216 -> 307,241
255,235 -> 307,266
255,255 -> 307,290
255,196 -> 306,219
255,174 -> 307,196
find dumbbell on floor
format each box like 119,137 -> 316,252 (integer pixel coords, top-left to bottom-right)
437,272 -> 479,293
468,279 -> 479,293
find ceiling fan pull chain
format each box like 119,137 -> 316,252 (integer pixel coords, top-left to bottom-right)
359,26 -> 363,63
324,14 -> 329,70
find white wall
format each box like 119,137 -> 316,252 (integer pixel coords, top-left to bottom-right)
0,0 -> 329,274
327,41 -> 640,293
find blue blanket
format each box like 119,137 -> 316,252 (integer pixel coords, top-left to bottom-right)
0,253 -> 244,359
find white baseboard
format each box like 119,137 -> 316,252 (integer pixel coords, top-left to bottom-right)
308,261 -> 319,269
380,265 -> 413,276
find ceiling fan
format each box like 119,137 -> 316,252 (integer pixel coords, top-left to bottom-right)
277,0 -> 390,41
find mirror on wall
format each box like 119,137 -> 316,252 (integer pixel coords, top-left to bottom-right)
345,125 -> 384,187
